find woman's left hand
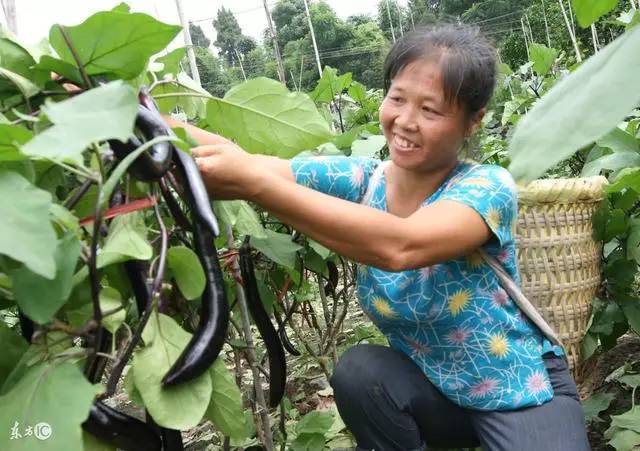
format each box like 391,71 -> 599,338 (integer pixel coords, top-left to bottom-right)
192,142 -> 263,200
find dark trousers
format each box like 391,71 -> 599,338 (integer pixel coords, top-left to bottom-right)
330,344 -> 591,451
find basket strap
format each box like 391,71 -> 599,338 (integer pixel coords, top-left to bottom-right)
478,249 -> 564,350
361,160 -> 390,206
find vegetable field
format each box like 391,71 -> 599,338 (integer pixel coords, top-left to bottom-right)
0,0 -> 639,450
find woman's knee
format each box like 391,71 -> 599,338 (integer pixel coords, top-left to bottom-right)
330,344 -> 386,396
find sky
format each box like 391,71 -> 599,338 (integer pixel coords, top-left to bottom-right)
7,0 -> 408,48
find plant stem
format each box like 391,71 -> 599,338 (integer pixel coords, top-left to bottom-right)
104,193 -> 169,396
57,25 -> 94,89
225,224 -> 274,450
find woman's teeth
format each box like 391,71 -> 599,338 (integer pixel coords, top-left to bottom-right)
394,135 -> 419,149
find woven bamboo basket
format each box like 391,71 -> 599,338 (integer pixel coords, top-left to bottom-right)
515,176 -> 608,378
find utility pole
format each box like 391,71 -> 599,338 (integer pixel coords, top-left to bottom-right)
385,0 -> 396,42
234,48 -> 247,81
409,8 -> 416,30
541,0 -> 551,47
395,1 -> 404,36
262,0 -> 286,83
174,0 -> 201,85
1,0 -> 17,34
303,0 -> 322,77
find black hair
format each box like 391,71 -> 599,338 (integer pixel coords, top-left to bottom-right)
382,23 -> 497,115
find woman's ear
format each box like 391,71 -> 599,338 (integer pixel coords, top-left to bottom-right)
465,108 -> 486,137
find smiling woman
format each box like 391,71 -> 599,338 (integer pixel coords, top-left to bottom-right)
168,23 -> 591,451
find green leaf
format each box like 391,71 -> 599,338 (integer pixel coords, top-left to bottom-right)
151,74 -> 210,120
348,81 -> 367,104
33,56 -> 83,86
154,48 -> 186,77
0,322 -> 28,389
581,331 -> 599,360
167,246 -> 205,300
309,240 -> 331,259
133,313 -> 212,429
508,26 -> 640,182
235,202 -> 267,239
122,366 -> 144,407
82,431 -> 116,451
0,362 -> 101,451
21,81 -> 138,165
582,151 -> 640,177
49,11 -> 181,80
0,67 -> 39,99
206,78 -> 333,158
0,171 -> 56,279
608,428 -> 640,451
608,168 -> 640,193
606,209 -> 628,241
204,359 -> 246,440
251,230 -> 303,270
529,43 -> 558,76
290,433 -> 326,451
0,124 -> 31,161
12,231 -> 81,324
310,67 -> 352,103
573,0 -> 619,28
597,127 -> 640,153
609,406 -> 640,434
619,298 -> 640,333
111,2 -> 131,13
592,198 -> 610,240
67,286 -> 125,334
98,212 -> 153,268
583,392 -> 615,422
50,204 -> 80,233
0,38 -> 38,97
351,134 -> 387,157
627,224 -> 640,264
619,374 -> 640,389
296,410 -> 335,435
98,287 -> 125,334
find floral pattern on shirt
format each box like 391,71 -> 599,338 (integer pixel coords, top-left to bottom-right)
291,155 -> 563,410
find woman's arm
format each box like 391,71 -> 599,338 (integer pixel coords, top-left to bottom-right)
163,115 -> 294,182
249,171 -> 492,271
193,143 -> 492,270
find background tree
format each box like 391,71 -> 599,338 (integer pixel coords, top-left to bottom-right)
213,7 -> 257,66
189,22 -> 210,48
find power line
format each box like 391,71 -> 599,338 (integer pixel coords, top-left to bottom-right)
190,2 -> 277,24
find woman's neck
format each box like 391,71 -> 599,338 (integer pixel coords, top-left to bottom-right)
384,158 -> 459,217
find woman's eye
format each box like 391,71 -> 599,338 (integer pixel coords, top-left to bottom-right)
422,106 -> 438,114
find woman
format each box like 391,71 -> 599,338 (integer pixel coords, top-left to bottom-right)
168,24 -> 590,451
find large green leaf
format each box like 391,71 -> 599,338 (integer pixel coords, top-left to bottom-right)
206,78 -> 333,158
21,81 -> 138,165
573,0 -> 619,28
12,232 -> 81,324
290,433 -> 326,451
296,410 -> 335,435
0,322 -> 28,389
251,230 -> 303,270
508,26 -> 640,182
167,246 -> 205,301
49,11 -> 181,80
582,151 -> 640,177
351,134 -> 387,157
0,38 -> 38,96
0,362 -> 100,451
154,48 -> 186,78
204,359 -> 246,440
310,66 -> 352,103
608,428 -> 640,451
98,212 -> 153,268
583,392 -> 615,422
0,125 -> 31,161
216,200 -> 267,239
33,56 -> 83,86
0,171 -> 56,279
0,68 -> 39,99
132,313 -> 212,430
529,43 -> 558,76
597,127 -> 639,153
151,73 -> 211,120
67,286 -> 125,335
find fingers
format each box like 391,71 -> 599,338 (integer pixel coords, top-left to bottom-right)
192,144 -> 226,158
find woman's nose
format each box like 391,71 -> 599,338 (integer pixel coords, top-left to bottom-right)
395,105 -> 419,131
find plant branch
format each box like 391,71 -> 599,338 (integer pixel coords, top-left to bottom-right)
57,25 -> 94,89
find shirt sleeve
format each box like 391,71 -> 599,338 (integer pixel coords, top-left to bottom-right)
290,156 -> 380,203
438,164 -> 518,247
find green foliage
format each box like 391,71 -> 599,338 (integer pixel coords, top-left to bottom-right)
573,0 -> 620,28
206,77 -> 333,158
167,246 -> 206,301
212,7 -> 256,66
508,25 -> 640,182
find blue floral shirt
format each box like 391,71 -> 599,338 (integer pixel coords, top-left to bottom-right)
292,156 -> 563,411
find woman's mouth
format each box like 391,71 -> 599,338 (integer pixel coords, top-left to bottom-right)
393,134 -> 420,152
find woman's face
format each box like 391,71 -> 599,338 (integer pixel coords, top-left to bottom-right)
379,58 -> 483,173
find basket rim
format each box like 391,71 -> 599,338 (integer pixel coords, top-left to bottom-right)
517,176 -> 608,205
